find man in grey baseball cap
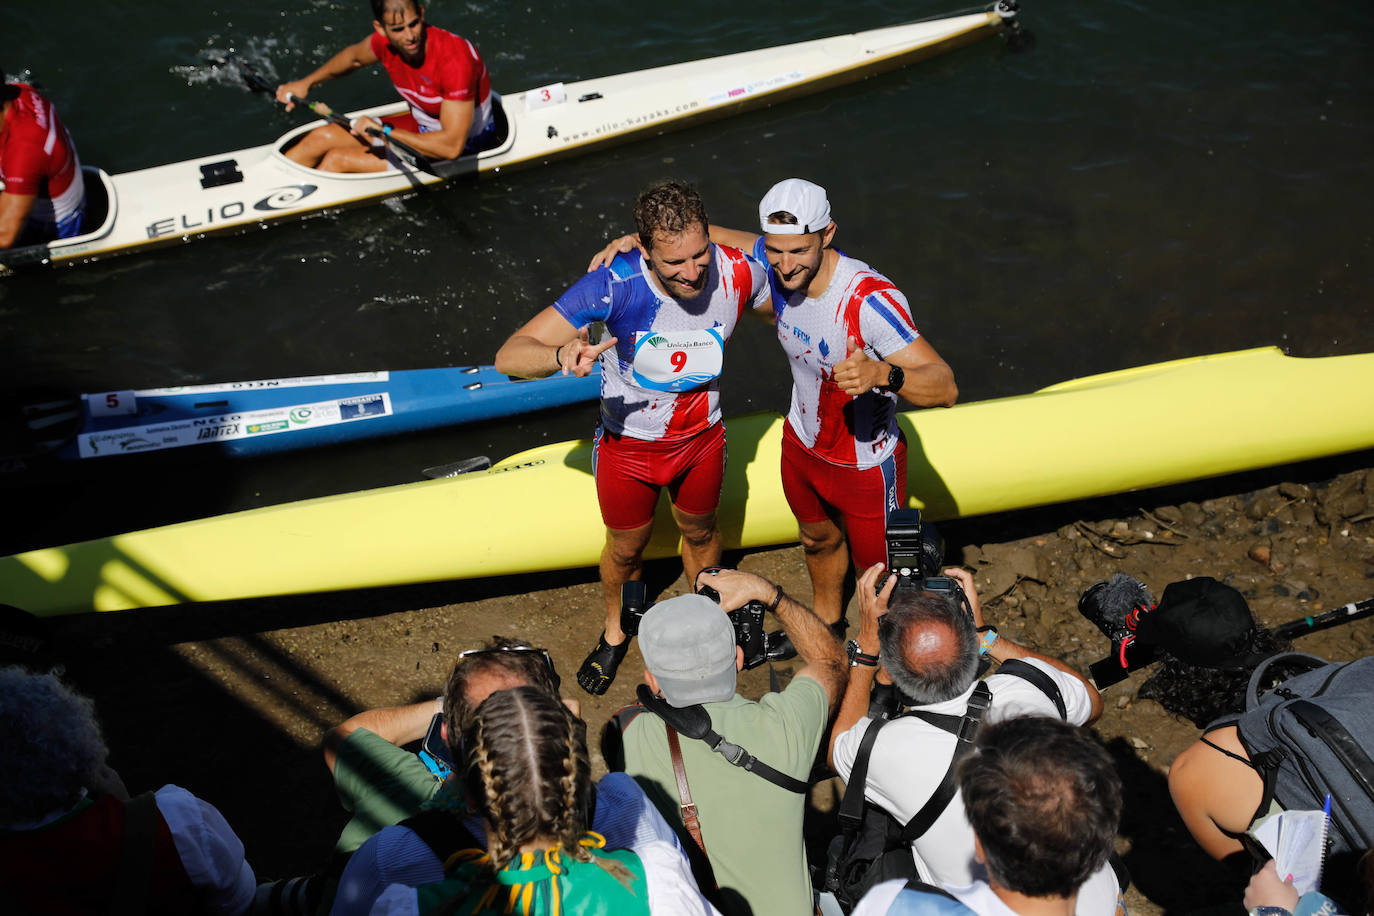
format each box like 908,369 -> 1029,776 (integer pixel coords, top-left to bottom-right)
638,593 -> 741,706
619,567 -> 845,916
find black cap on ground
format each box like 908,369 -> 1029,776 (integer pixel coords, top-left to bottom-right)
1134,576 -> 1267,669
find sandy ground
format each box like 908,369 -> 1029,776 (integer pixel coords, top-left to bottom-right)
28,451 -> 1374,915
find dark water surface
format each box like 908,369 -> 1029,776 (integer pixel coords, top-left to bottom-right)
3,0 -> 1372,553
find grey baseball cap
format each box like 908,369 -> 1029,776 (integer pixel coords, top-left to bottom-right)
639,594 -> 738,707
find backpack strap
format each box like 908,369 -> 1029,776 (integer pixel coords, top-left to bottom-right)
400,809 -> 484,871
901,877 -> 958,899
666,727 -> 710,860
1244,652 -> 1327,707
994,659 -> 1067,720
899,682 -> 992,843
110,791 -> 159,916
838,716 -> 890,835
1288,699 -> 1374,847
665,725 -> 723,903
601,704 -> 646,773
635,684 -> 810,794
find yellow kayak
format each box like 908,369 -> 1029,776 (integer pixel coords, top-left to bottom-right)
5,347 -> 1372,616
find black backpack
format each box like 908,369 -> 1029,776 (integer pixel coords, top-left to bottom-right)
1210,653 -> 1374,855
822,660 -> 1066,913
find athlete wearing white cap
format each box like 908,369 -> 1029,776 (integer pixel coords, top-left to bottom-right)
588,179 -> 957,629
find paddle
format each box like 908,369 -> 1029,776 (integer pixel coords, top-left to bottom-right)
228,58 -> 435,175
422,456 -> 492,479
1273,596 -> 1374,640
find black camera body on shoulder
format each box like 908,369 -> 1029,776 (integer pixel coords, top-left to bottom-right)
618,573 -> 770,670
882,508 -> 972,617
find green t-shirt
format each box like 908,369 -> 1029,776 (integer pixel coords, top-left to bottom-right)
332,727 -> 443,853
622,676 -> 828,916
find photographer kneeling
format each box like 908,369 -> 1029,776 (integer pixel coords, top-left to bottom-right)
612,567 -> 846,916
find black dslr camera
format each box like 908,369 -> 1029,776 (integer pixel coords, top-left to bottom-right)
617,573 -> 771,670
882,508 -> 972,617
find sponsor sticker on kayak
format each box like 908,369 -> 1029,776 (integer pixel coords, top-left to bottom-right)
700,70 -> 803,106
76,393 -> 393,458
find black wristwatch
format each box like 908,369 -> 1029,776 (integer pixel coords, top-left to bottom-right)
846,639 -> 879,668
880,362 -> 904,393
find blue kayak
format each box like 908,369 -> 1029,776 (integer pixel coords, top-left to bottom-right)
13,365 -> 600,463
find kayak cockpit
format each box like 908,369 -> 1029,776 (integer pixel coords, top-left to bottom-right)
0,166 -> 117,273
272,96 -> 515,181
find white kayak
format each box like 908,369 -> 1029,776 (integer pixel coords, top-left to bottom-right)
0,3 -> 1019,274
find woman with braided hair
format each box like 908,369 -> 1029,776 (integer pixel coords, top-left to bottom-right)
369,685 -> 716,916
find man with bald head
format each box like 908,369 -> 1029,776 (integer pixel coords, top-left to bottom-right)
828,565 -> 1121,915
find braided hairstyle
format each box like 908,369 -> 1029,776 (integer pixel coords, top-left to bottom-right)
462,686 -> 593,871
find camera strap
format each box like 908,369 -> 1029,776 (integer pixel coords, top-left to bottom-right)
635,684 -> 810,794
901,681 -> 992,842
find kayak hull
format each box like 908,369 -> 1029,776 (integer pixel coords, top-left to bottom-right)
4,347 -> 1373,616
12,366 -> 599,464
0,9 -> 1008,273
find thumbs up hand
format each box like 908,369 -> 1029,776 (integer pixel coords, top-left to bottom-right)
833,336 -> 886,396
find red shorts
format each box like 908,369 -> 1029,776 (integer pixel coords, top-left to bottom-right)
780,424 -> 906,571
592,423 -> 727,530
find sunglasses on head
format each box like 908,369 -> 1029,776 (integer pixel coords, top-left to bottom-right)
458,645 -> 559,684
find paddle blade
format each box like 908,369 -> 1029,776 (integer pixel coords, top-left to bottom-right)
219,57 -> 274,95
422,456 -> 491,479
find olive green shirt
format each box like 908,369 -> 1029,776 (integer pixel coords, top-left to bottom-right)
622,676 -> 828,916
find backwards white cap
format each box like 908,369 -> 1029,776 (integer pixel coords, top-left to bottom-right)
758,178 -> 832,235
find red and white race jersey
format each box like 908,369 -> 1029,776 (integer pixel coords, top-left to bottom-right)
0,85 -> 84,236
369,26 -> 492,137
771,255 -> 922,469
555,245 -> 770,442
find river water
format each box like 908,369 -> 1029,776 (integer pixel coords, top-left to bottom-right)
2,0 -> 1371,554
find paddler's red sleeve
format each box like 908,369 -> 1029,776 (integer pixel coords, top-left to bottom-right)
0,132 -> 45,196
431,31 -> 483,102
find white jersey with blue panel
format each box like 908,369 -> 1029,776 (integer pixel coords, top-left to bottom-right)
752,238 -> 921,470
553,245 -> 769,441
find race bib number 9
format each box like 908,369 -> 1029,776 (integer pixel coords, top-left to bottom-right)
632,328 -> 725,392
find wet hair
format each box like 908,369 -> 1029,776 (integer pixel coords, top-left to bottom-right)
462,686 -> 593,871
0,667 -> 108,824
634,181 -> 709,251
442,636 -> 561,747
1136,627 -> 1290,727
959,716 -> 1122,899
765,210 -> 799,226
371,0 -> 420,23
878,591 -> 979,705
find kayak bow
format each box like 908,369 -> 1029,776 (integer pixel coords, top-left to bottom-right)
1,3 -> 1017,274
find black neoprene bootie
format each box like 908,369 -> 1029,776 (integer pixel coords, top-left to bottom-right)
577,631 -> 630,696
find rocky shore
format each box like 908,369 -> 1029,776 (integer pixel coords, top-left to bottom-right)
40,454 -> 1374,914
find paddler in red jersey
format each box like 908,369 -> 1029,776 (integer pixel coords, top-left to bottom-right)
0,72 -> 85,249
275,0 -> 497,173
